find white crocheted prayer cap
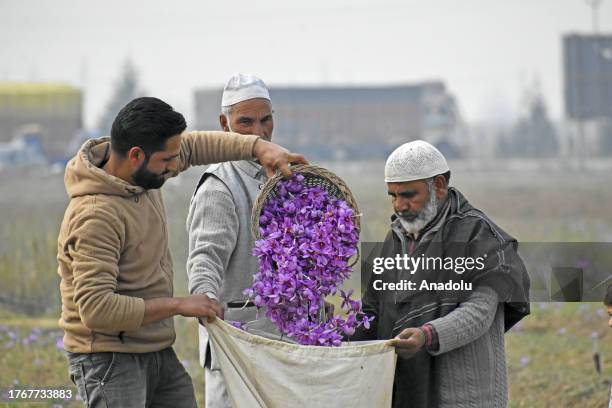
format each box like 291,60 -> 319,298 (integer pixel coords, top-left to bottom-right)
221,73 -> 270,107
385,140 -> 450,182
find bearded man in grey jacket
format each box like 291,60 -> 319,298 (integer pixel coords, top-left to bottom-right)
353,140 -> 531,408
186,74 -> 278,408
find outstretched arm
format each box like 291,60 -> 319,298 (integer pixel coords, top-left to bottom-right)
177,131 -> 307,176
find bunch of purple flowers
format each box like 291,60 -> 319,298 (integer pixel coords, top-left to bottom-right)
244,173 -> 373,346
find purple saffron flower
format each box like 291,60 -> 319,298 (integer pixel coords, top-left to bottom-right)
340,289 -> 354,309
362,315 -> 375,330
520,356 -> 530,367
245,174 -> 372,346
229,321 -> 247,330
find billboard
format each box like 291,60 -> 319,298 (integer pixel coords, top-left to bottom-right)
563,34 -> 612,120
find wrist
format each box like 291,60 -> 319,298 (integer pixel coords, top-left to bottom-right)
420,324 -> 433,349
251,136 -> 264,158
172,297 -> 183,316
420,323 -> 440,351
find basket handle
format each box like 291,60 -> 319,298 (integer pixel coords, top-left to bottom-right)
348,246 -> 360,268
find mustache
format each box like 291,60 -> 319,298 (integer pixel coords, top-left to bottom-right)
396,210 -> 419,220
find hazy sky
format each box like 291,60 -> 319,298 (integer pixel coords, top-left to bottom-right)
1,0 -> 611,129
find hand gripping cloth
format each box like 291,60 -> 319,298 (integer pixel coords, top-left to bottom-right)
205,319 -> 397,408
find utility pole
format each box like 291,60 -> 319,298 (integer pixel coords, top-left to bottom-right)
584,0 -> 604,33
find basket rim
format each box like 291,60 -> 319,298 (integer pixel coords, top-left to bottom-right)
250,164 -> 361,240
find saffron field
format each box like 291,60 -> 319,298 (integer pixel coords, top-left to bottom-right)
1,159 -> 611,407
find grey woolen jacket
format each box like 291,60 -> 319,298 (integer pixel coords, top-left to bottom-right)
186,160 -> 267,367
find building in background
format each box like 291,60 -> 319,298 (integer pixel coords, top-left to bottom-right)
0,83 -> 83,162
195,81 -> 466,160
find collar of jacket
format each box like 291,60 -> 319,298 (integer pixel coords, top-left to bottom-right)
65,136 -> 144,199
234,160 -> 267,180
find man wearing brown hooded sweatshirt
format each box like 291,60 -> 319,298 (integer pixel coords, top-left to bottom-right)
57,97 -> 306,407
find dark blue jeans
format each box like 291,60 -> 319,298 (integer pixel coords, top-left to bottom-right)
67,347 -> 197,408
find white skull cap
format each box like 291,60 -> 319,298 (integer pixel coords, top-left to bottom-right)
385,140 -> 450,182
221,73 -> 270,107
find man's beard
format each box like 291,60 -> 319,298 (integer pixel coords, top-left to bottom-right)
396,189 -> 438,235
132,158 -> 168,190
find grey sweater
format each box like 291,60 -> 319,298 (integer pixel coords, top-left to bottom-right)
186,160 -> 266,304
186,160 -> 268,368
428,286 -> 507,408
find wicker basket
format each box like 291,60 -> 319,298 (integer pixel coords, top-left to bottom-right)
250,164 -> 361,318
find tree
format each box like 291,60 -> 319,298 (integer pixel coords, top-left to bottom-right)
497,80 -> 559,157
97,59 -> 144,135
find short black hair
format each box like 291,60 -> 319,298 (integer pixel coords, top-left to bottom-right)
605,283 -> 612,307
110,97 -> 186,157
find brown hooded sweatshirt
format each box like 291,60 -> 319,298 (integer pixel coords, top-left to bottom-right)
57,131 -> 258,353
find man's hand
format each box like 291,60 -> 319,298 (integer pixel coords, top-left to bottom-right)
142,295 -> 223,326
176,294 -> 224,323
387,327 -> 426,359
252,138 -> 308,177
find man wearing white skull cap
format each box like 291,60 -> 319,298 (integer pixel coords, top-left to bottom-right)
220,74 -> 270,108
186,74 -> 279,408
351,140 -> 530,408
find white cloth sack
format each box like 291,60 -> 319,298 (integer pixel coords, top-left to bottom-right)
205,319 -> 397,408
